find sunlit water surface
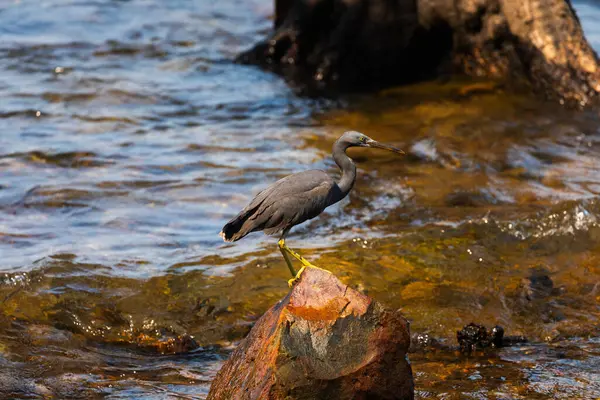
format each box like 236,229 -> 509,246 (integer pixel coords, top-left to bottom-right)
1,1 -> 600,398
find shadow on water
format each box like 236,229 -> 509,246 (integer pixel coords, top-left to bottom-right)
1,0 -> 600,398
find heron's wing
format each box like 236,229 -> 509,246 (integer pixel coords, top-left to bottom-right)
261,178 -> 334,236
256,170 -> 331,199
237,170 -> 332,214
220,170 -> 334,241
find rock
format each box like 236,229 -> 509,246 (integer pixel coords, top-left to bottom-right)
134,333 -> 198,354
207,267 -> 414,400
411,325 -> 527,354
523,268 -> 555,301
409,332 -> 449,353
456,323 -> 504,353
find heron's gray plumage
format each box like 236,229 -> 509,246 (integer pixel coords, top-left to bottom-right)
220,170 -> 338,241
220,131 -> 403,243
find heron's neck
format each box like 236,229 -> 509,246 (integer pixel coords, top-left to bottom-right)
332,140 -> 356,200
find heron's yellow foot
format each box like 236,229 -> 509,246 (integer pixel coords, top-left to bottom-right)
287,264 -> 332,287
288,265 -> 307,287
278,238 -> 331,284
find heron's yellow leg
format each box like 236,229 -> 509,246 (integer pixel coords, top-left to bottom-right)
278,239 -> 297,276
277,239 -> 331,287
278,239 -> 316,267
285,246 -> 330,273
278,239 -> 331,287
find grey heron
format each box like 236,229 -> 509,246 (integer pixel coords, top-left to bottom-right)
220,131 -> 404,285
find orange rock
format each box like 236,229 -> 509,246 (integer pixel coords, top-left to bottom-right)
208,267 -> 414,400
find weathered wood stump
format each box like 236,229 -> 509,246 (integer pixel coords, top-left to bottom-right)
239,0 -> 600,108
207,267 -> 414,400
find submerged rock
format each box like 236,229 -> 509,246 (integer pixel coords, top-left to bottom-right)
456,323 -> 504,353
411,325 -> 528,354
408,332 -> 450,353
207,267 -> 414,400
134,332 -> 198,354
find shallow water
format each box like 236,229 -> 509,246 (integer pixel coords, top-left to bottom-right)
1,0 -> 600,398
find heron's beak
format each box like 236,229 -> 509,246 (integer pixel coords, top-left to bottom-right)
366,139 -> 405,154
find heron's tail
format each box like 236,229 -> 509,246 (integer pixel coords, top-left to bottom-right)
219,206 -> 260,242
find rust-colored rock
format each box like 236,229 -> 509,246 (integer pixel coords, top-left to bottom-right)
208,267 -> 414,400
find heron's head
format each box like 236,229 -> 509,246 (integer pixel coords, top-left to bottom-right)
339,131 -> 405,154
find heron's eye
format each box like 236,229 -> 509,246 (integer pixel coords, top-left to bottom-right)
360,136 -> 367,143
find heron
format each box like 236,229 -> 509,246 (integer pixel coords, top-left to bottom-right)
220,131 -> 404,286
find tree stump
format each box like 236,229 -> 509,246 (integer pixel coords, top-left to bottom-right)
239,0 -> 600,108
207,267 -> 414,400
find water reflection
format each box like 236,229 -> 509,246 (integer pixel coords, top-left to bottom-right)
1,0 -> 600,398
